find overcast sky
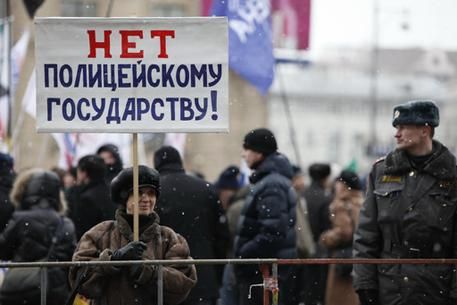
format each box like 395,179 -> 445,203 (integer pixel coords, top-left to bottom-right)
310,0 -> 457,51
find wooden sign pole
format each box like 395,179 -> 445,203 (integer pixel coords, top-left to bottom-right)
132,133 -> 139,241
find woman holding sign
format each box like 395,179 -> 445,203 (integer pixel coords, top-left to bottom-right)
69,165 -> 197,305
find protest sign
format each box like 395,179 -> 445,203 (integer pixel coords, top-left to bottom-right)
35,17 -> 229,133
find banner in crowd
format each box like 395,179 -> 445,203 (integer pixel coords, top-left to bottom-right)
211,0 -> 274,95
35,17 -> 229,133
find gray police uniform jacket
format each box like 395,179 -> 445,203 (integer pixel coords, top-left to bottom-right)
353,140 -> 457,305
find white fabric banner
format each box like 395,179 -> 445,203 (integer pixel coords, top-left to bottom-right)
34,17 -> 229,133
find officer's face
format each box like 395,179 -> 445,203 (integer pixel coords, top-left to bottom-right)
126,186 -> 157,215
394,124 -> 429,152
241,148 -> 264,169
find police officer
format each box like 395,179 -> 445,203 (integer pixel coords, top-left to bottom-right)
353,100 -> 457,305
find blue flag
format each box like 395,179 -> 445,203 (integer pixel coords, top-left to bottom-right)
211,0 -> 274,95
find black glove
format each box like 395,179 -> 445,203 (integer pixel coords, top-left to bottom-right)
357,289 -> 379,305
111,241 -> 147,261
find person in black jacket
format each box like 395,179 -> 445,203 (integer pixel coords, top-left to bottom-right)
354,100 -> 457,305
0,152 -> 15,233
0,168 -> 76,305
302,163 -> 332,305
67,154 -> 117,240
154,146 -> 230,305
234,128 -> 298,305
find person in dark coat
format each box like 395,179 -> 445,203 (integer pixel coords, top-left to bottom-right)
66,154 -> 116,240
0,168 -> 76,305
97,143 -> 124,184
69,165 -> 197,305
234,128 -> 298,305
302,163 -> 332,305
0,153 -> 15,233
214,165 -> 243,305
154,146 -> 230,305
354,100 -> 457,305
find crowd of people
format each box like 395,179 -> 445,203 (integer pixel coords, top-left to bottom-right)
0,99 -> 456,305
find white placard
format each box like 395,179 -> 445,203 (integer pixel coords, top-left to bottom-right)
35,17 -> 229,133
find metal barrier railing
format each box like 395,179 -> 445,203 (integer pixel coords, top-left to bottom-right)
1,258 -> 457,305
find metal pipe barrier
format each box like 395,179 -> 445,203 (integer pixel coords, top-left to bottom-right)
1,258 -> 457,305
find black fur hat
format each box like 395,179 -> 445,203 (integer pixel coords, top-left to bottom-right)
392,100 -> 439,127
110,165 -> 160,205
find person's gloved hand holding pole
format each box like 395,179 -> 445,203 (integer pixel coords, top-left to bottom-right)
111,241 -> 147,261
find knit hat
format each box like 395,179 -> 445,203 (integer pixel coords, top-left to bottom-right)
308,163 -> 331,181
336,170 -> 362,191
392,100 -> 439,127
153,146 -> 183,172
215,165 -> 240,190
243,128 -> 278,156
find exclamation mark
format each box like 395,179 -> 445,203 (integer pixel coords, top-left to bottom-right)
211,90 -> 218,120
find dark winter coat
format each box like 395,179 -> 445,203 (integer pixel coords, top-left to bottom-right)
302,181 -> 332,305
69,209 -> 197,305
156,163 -> 230,302
234,152 -> 297,277
0,170 -> 14,233
67,180 -> 117,240
353,140 -> 457,305
304,181 -> 332,245
0,170 -> 76,305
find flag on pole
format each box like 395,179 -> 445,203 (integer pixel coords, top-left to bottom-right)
211,0 -> 275,95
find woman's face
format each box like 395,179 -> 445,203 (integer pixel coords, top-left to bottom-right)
126,186 -> 157,215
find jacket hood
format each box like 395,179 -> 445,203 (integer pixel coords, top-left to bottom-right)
384,140 -> 457,180
10,168 -> 67,213
250,152 -> 294,183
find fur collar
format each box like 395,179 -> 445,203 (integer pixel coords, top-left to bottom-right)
115,209 -> 161,242
384,140 -> 457,180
